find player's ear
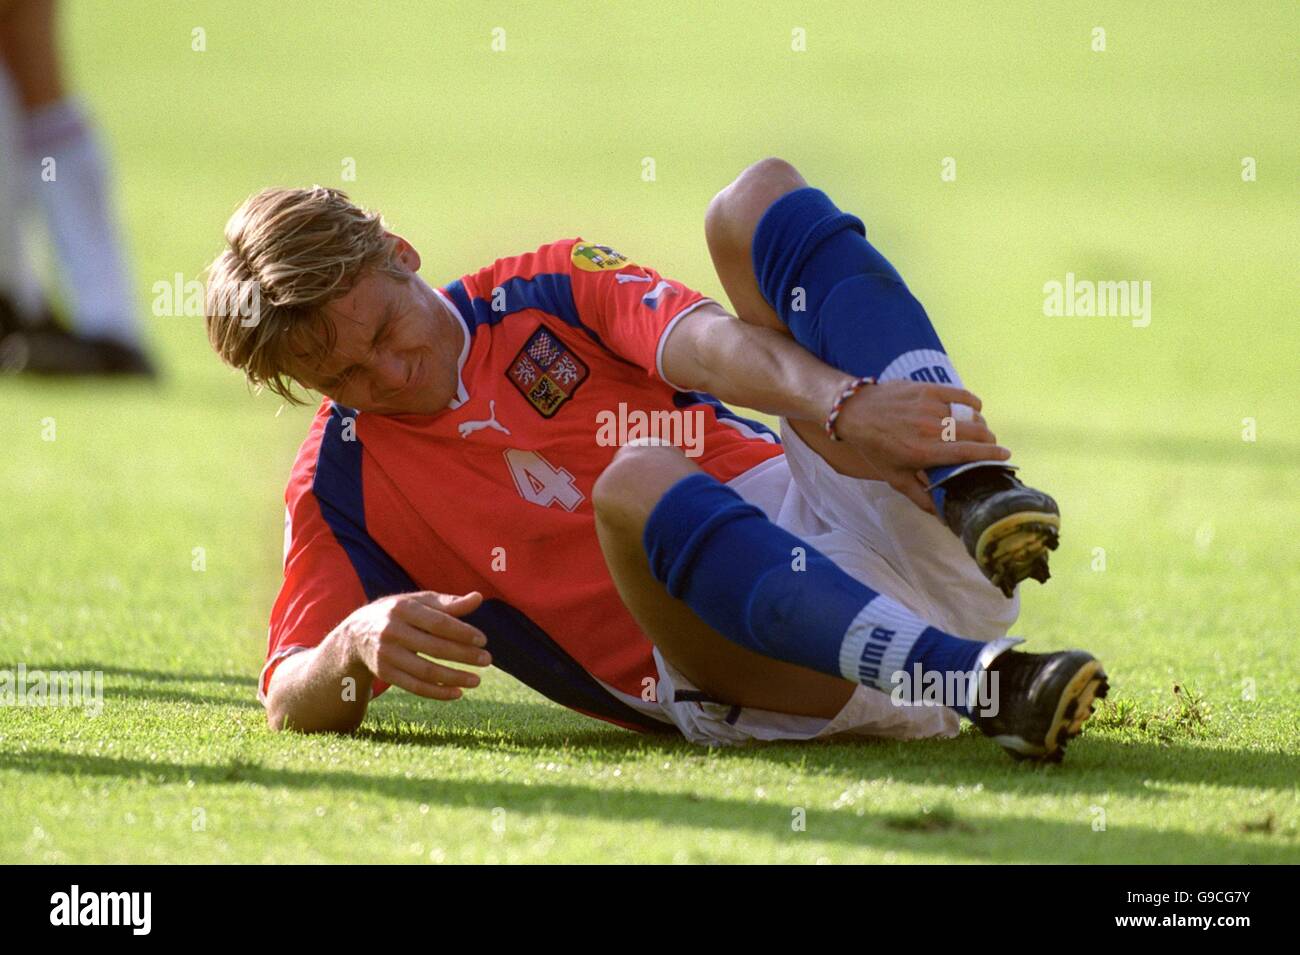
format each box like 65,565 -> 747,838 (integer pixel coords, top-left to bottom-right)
386,232 -> 422,273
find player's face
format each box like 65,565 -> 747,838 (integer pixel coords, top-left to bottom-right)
292,237 -> 464,415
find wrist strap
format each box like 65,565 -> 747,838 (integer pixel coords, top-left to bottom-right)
824,375 -> 875,442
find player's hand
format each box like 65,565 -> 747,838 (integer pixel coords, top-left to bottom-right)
833,379 -> 1009,513
340,591 -> 491,700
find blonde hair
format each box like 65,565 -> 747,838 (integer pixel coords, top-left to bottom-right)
205,186 -> 408,403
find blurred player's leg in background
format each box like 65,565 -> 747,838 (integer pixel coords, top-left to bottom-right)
0,0 -> 154,375
706,158 -> 1058,596
0,60 -> 44,333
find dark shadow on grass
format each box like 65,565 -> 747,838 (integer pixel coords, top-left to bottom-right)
367,695 -> 1300,798
358,695 -> 645,748
109,688 -> 262,709
21,661 -> 261,710
1,747 -> 1293,863
24,663 -> 1296,804
717,732 -> 1300,798
30,663 -> 258,687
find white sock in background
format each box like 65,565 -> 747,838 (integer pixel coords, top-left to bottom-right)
0,69 -> 45,324
24,96 -> 140,345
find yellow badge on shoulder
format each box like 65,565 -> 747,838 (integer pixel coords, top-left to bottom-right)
571,242 -> 631,272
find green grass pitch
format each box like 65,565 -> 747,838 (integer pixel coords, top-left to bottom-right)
1,1 -> 1296,863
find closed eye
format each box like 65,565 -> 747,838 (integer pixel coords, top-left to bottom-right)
321,304 -> 396,393
321,365 -> 359,392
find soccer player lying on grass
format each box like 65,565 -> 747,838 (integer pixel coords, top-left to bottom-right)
205,158 -> 1107,763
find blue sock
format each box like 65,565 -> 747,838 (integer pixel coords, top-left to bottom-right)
751,187 -> 1004,506
643,472 -> 987,714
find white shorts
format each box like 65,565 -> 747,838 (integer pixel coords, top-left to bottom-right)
651,419 -> 1020,746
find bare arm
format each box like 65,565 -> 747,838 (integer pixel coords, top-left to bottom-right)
264,629 -> 374,733
264,591 -> 492,733
662,302 -> 856,422
660,302 -> 1008,509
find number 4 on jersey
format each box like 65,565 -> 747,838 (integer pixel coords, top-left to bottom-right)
503,449 -> 585,511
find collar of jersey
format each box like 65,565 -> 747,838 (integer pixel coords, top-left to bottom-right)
433,285 -> 472,410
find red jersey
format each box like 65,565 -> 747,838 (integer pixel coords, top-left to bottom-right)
264,239 -> 784,729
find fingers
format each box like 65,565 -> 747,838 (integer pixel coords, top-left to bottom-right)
928,385 -> 982,412
389,619 -> 492,668
952,419 -> 997,445
397,595 -> 487,647
411,590 -> 484,620
917,470 -> 948,522
889,469 -> 936,514
348,592 -> 496,701
929,441 -> 1011,466
435,591 -> 485,616
415,633 -> 493,669
385,643 -> 483,690
381,667 -> 465,701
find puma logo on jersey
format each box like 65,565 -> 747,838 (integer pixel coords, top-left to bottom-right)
458,399 -> 511,438
641,280 -> 677,309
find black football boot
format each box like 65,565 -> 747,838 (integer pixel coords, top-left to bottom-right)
969,637 -> 1109,763
933,463 -> 1060,597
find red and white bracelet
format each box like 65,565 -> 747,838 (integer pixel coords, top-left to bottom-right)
824,375 -> 876,442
